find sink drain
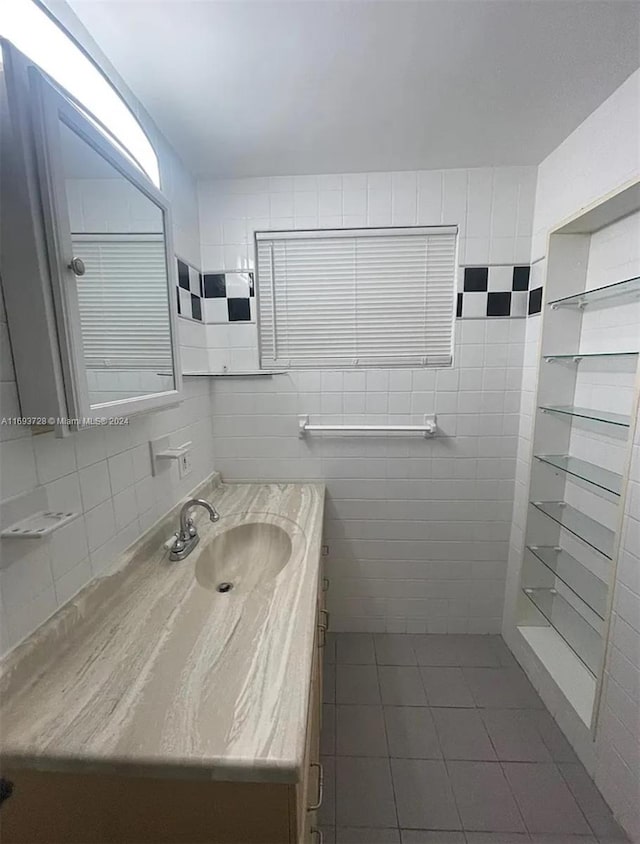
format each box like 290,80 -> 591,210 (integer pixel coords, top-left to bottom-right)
216,582 -> 233,593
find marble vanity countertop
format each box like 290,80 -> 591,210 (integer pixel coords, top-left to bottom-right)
0,480 -> 325,784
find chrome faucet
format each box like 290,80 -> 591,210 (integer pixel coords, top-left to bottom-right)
169,498 -> 220,561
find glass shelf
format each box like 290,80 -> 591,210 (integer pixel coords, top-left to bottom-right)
543,351 -> 638,362
535,454 -> 622,496
531,500 -> 615,559
548,275 -> 640,309
539,405 -> 631,428
526,545 -> 609,620
522,587 -> 604,676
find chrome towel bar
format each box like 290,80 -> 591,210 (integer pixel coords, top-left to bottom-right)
298,414 -> 437,438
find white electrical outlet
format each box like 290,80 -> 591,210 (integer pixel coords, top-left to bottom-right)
179,449 -> 193,478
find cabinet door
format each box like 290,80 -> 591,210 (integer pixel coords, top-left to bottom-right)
297,608 -> 324,844
318,572 -> 330,712
27,65 -> 182,422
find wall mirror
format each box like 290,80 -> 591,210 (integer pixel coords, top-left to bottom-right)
30,66 -> 181,419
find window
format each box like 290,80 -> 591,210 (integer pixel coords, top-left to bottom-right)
256,226 -> 457,368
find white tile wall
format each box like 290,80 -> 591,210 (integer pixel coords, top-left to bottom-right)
0,366 -> 215,656
199,164 -> 537,632
178,318 -> 209,373
198,165 -> 536,368
210,319 -> 525,634
503,68 -> 640,843
199,165 -> 536,274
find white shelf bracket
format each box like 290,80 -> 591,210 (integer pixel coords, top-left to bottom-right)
298,415 -> 310,438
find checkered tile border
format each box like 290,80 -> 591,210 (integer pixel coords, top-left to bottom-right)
176,258 -> 203,322
457,265 -> 542,318
178,258 -> 541,323
201,271 -> 255,324
175,258 -> 255,323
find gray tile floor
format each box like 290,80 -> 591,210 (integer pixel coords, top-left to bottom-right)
319,633 -> 629,844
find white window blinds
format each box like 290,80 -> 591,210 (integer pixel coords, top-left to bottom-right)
72,233 -> 173,370
256,226 -> 457,369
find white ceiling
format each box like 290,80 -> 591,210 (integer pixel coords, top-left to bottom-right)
67,0 -> 640,179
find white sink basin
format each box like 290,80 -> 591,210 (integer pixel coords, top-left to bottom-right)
195,521 -> 293,594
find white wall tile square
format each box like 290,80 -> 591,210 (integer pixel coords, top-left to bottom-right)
464,237 -> 491,264
84,499 -> 116,553
78,459 -> 111,512
54,557 -> 92,605
317,174 -> 341,191
33,433 -> 77,485
342,173 -> 367,191
343,190 -> 367,216
222,219 -> 246,243
203,299 -> 229,324
269,176 -> 294,193
269,192 -> 294,218
488,265 -> 514,292
0,543 -> 53,606
74,426 -> 108,469
293,175 -> 317,191
491,169 -> 520,239
45,473 -> 82,513
107,451 -> 135,496
461,292 -> 488,318
417,171 -> 443,224
367,189 -> 392,225
466,169 -> 493,238
294,191 -> 318,217
245,192 -> 270,218
0,438 -> 38,499
50,518 -> 89,580
112,485 -> 138,531
318,190 -> 342,216
201,243 -> 224,269
392,188 -> 417,225
441,169 -> 468,228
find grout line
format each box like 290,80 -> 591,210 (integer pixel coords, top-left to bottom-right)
375,636 -> 400,831
497,758 -> 533,836
440,753 -> 466,835
477,702 -> 530,835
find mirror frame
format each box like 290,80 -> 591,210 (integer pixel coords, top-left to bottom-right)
28,65 -> 182,422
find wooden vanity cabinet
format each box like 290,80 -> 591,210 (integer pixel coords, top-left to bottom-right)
0,574 -> 327,844
296,572 -> 328,843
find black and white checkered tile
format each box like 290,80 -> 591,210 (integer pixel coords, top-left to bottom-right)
175,259 -> 255,323
457,265 -> 542,318
176,258 -> 202,321
178,257 -> 541,324
201,271 -> 255,323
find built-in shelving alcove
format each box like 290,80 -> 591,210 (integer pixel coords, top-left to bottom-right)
517,182 -> 640,729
